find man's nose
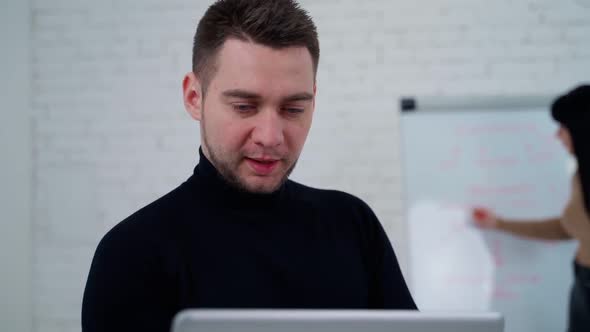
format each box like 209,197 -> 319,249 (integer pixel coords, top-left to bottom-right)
251,109 -> 284,148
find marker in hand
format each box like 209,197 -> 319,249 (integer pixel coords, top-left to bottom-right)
471,207 -> 498,229
473,207 -> 489,221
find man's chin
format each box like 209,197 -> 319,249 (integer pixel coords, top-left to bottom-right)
220,159 -> 297,194
240,177 -> 284,194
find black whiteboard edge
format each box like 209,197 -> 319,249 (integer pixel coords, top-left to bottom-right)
399,95 -> 556,113
400,97 -> 417,112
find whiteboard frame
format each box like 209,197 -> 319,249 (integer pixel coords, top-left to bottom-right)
399,95 -> 556,113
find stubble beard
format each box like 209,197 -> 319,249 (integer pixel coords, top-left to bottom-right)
201,122 -> 298,194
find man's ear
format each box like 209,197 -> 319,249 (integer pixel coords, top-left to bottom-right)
183,72 -> 203,121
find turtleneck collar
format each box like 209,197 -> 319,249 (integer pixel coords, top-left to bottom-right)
187,147 -> 288,210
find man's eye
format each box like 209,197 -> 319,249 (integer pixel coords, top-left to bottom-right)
284,108 -> 304,115
233,104 -> 255,112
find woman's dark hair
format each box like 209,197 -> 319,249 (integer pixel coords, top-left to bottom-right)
551,84 -> 590,213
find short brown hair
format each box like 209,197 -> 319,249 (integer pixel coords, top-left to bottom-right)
192,0 -> 320,94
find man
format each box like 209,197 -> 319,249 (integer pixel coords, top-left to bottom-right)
82,0 -> 416,331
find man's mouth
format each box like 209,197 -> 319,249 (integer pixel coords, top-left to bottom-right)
245,157 -> 280,175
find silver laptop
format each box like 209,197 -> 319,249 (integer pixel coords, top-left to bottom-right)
172,309 -> 504,332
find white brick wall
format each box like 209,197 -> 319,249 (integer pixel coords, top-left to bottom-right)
1,1 -> 32,332
31,0 -> 590,331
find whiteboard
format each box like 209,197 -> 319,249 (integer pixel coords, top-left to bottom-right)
400,103 -> 577,332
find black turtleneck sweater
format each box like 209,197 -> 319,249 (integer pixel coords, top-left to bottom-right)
81,150 -> 417,332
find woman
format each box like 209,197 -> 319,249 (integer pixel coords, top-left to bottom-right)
473,85 -> 590,332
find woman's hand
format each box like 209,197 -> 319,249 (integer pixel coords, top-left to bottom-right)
472,207 -> 500,229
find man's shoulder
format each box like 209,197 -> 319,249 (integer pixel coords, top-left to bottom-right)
286,180 -> 386,242
97,182 -> 193,250
287,180 -> 372,212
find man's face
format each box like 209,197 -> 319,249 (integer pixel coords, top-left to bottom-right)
184,39 -> 316,193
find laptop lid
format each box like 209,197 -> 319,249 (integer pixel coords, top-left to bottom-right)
172,309 -> 504,332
